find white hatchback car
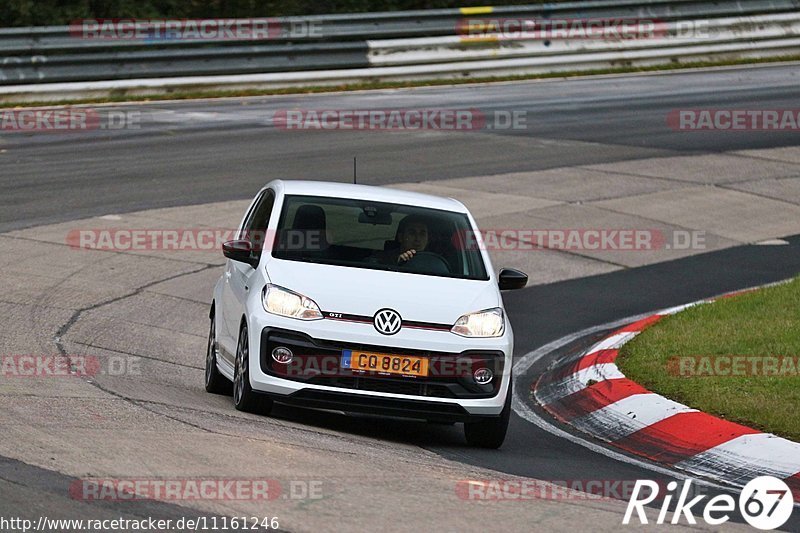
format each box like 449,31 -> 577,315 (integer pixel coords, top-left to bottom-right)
207,180 -> 527,448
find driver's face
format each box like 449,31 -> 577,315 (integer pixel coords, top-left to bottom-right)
399,222 -> 428,251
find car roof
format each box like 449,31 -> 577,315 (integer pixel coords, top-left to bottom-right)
266,180 -> 469,214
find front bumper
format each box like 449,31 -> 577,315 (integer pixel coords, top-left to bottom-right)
246,312 -> 513,418
256,388 -> 481,423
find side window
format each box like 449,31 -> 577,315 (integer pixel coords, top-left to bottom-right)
240,189 -> 275,253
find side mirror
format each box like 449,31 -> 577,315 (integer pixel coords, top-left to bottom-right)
498,268 -> 528,290
222,239 -> 259,268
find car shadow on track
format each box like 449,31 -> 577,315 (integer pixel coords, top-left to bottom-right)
265,401 -> 468,447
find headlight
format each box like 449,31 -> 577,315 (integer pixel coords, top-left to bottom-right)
451,307 -> 505,337
262,284 -> 322,320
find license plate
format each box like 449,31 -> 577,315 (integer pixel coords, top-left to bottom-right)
341,350 -> 428,377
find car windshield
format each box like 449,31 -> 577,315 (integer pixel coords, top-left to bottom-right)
271,194 -> 488,280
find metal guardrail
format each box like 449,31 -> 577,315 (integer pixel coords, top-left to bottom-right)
0,0 -> 798,99
369,13 -> 800,66
2,0 -> 799,50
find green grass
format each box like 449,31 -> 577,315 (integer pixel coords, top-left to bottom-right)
2,54 -> 800,109
617,276 -> 800,441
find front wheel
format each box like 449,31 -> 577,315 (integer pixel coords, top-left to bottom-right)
464,385 -> 511,449
205,313 -> 230,395
233,325 -> 273,415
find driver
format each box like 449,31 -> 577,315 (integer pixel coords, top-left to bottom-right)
395,215 -> 429,264
372,214 -> 430,265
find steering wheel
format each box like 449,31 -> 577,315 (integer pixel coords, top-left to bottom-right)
400,251 -> 450,275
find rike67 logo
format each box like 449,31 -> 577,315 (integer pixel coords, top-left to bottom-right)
623,477 -> 794,530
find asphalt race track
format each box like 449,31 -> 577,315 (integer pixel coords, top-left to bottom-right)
2,63 -> 800,531
3,63 -> 800,232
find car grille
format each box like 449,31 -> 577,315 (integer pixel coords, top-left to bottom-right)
260,327 -> 503,400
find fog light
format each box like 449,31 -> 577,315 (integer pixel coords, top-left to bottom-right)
272,346 -> 293,364
473,367 -> 493,385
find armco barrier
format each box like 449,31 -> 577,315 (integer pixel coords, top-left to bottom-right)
0,0 -> 799,101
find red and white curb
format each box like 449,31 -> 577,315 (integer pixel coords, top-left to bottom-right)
533,291 -> 800,499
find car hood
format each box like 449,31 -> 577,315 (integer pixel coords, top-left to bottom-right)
265,258 -> 500,325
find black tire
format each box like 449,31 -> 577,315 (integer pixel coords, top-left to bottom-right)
204,313 -> 230,395
233,324 -> 273,415
464,385 -> 511,449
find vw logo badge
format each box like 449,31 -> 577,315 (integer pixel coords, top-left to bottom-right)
373,308 -> 402,335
